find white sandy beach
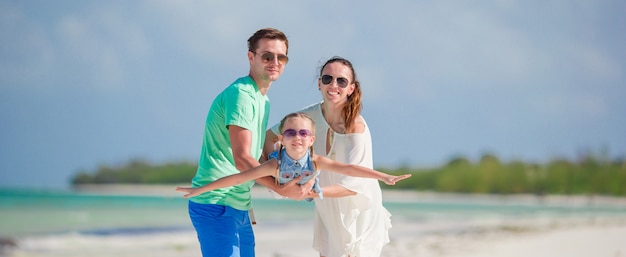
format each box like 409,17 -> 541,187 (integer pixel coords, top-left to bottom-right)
4,185 -> 626,257
258,214 -> 626,257
8,220 -> 625,257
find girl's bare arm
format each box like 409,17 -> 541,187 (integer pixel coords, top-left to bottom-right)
176,160 -> 277,198
314,156 -> 411,185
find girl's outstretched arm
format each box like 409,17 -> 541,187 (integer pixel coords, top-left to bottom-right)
314,156 -> 411,185
176,159 -> 278,198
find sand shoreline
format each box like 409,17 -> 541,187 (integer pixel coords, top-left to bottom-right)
6,214 -> 626,257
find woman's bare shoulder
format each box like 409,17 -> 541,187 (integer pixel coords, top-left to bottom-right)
348,116 -> 366,134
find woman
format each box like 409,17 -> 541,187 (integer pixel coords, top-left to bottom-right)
264,57 -> 391,257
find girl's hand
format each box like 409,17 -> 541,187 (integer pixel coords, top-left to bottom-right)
175,187 -> 200,198
383,174 -> 412,185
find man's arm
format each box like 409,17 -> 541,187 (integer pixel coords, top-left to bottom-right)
229,125 -> 261,172
260,129 -> 279,163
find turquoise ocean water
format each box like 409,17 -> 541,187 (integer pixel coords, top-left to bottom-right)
2,187 -> 626,239
0,188 -> 317,238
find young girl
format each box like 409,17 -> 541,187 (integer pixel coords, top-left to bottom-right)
176,112 -> 411,198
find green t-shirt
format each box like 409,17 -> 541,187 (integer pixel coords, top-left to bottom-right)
190,76 -> 270,210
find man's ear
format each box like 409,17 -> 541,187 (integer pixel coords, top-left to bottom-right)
248,51 -> 254,64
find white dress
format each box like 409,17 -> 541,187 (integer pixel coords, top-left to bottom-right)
283,102 -> 392,257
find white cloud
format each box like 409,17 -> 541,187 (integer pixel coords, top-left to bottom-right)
565,43 -> 623,81
56,16 -> 125,91
531,92 -> 609,120
1,2 -> 158,92
0,3 -> 55,89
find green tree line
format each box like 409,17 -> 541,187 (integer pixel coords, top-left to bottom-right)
71,154 -> 626,196
380,154 -> 626,196
71,159 -> 197,185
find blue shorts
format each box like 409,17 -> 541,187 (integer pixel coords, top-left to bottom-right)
188,201 -> 255,257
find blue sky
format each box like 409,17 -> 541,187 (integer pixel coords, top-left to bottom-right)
1,1 -> 625,189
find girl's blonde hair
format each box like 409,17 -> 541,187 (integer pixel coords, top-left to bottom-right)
278,112 -> 316,136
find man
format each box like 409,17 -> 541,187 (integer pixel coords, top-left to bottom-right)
187,28 -> 309,257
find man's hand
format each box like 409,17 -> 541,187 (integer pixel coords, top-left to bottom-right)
273,177 -> 315,201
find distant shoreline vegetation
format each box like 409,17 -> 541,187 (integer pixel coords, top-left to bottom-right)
71,154 -> 626,197
71,159 -> 197,185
